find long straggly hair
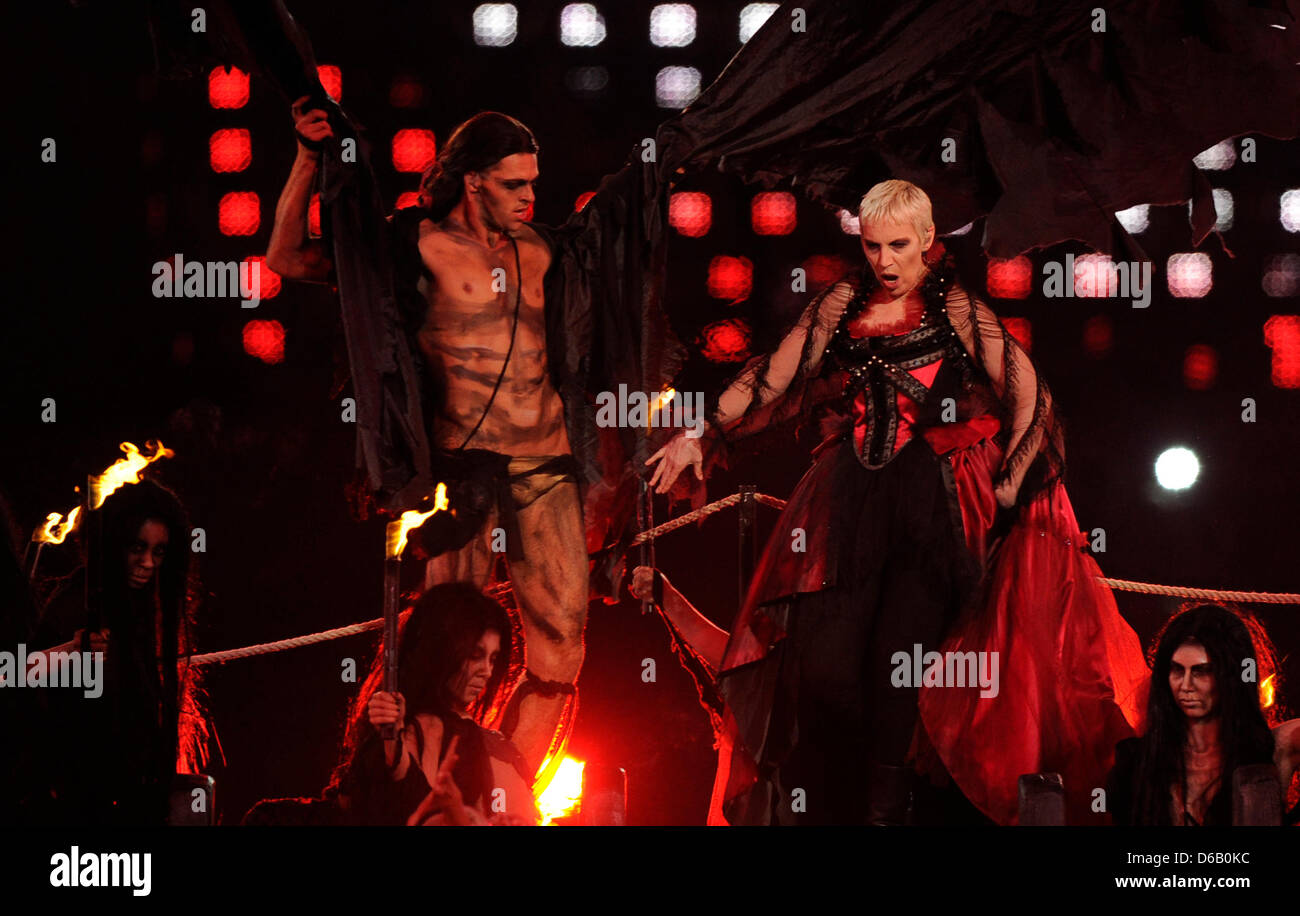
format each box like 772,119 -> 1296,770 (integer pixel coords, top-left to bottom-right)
417,112 -> 539,221
1127,604 -> 1279,825
329,583 -> 514,794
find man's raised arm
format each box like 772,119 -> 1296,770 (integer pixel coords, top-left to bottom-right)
265,95 -> 334,283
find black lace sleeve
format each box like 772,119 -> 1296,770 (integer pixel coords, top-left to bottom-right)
943,281 -> 1065,504
704,272 -> 859,451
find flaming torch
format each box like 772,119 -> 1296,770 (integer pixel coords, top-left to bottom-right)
1260,673 -> 1276,710
381,484 -> 450,746
83,441 -> 175,641
26,507 -> 81,581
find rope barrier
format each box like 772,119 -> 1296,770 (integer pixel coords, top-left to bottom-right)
188,619 -> 383,666
1098,578 -> 1300,605
186,488 -> 1300,666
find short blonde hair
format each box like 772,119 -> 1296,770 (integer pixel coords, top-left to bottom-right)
857,180 -> 934,242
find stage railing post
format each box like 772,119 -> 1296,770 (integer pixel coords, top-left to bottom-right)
738,485 -> 757,612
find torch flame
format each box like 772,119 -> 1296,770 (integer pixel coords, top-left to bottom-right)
33,507 -> 82,544
1261,673 -> 1276,709
89,440 -> 175,510
535,755 -> 585,826
647,387 -> 676,429
385,483 -> 450,558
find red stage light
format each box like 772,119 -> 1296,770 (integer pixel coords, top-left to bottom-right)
751,191 -> 797,235
390,76 -> 425,108
1182,344 -> 1217,390
700,318 -> 753,363
218,192 -> 261,236
209,67 -> 250,109
392,129 -> 438,173
209,128 -> 252,173
1082,314 -> 1113,358
1002,317 -> 1032,352
986,256 -> 1033,299
395,191 -> 422,210
317,65 -> 342,102
242,256 -> 282,300
243,320 -> 286,364
309,193 -> 322,237
575,191 -> 596,212
669,192 -> 711,237
707,255 -> 754,301
803,254 -> 851,289
1263,315 -> 1300,389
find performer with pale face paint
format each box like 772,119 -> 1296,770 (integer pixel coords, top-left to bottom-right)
649,180 -> 1147,826
329,583 -> 538,826
1108,604 -> 1300,826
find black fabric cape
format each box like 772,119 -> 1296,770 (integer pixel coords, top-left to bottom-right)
144,0 -> 1299,569
661,0 -> 1300,259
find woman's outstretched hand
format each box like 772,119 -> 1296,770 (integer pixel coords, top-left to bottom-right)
645,432 -> 704,494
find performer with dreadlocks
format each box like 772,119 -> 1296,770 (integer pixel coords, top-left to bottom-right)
1108,604 -> 1300,826
25,478 -> 217,825
649,180 -> 1147,825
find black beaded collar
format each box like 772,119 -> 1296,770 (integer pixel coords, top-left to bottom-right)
827,257 -> 964,469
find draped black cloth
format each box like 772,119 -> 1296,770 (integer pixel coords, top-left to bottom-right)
661,0 -> 1300,258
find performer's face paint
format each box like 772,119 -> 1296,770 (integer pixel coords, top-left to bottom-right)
448,628 -> 502,710
860,217 -> 934,299
469,153 -> 539,235
125,519 -> 169,590
1169,641 -> 1216,720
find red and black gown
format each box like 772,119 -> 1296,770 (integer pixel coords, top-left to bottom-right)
704,259 -> 1148,825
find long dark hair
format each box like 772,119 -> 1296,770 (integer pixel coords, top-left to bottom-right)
331,583 -> 514,790
417,112 -> 538,221
1128,604 -> 1278,825
98,478 -> 190,640
95,478 -> 201,786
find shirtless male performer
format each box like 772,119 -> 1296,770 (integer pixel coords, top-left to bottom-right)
267,99 -> 587,783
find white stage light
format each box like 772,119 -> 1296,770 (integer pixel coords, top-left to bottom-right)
473,4 -> 517,47
1155,447 -> 1200,491
1115,204 -> 1149,234
561,4 -> 606,47
651,4 -> 696,47
1187,189 -> 1234,231
656,66 -> 701,108
1281,190 -> 1300,233
739,4 -> 778,43
1193,139 -> 1236,170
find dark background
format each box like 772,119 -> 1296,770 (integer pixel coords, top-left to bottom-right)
3,1 -> 1298,824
